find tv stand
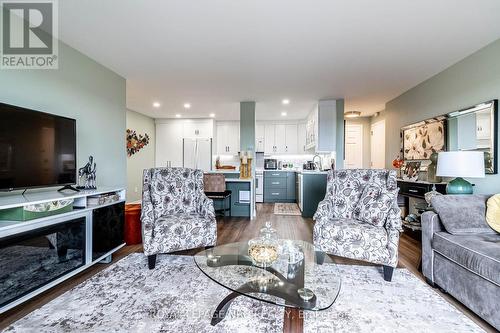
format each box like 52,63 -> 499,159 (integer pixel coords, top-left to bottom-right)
57,185 -> 80,192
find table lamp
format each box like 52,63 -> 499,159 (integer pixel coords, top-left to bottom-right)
436,151 -> 485,194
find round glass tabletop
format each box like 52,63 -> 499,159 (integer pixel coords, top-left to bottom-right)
194,240 -> 341,311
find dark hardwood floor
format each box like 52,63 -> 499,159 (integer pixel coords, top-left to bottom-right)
0,203 -> 495,332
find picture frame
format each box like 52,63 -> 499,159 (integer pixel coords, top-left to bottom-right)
402,161 -> 421,181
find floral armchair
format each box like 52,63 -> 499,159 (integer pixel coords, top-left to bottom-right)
313,169 -> 402,281
141,167 -> 217,269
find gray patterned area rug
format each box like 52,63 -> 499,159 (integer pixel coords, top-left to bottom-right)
4,254 -> 484,333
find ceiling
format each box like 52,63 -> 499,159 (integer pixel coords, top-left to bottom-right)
58,0 -> 500,120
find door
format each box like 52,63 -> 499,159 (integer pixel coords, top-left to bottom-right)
196,138 -> 212,171
264,124 -> 275,154
255,123 -> 265,152
274,124 -> 286,154
156,122 -> 183,167
284,124 -> 298,154
344,124 -> 363,169
216,124 -> 227,154
370,120 -> 386,169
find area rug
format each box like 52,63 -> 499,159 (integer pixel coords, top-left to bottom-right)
3,254 -> 484,333
273,203 -> 302,216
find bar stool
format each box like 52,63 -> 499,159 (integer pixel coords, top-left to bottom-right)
203,173 -> 232,218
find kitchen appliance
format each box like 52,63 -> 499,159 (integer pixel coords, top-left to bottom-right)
0,102 -> 77,191
264,159 -> 277,170
255,170 -> 263,203
277,161 -> 283,170
303,161 -> 317,170
183,138 -> 212,171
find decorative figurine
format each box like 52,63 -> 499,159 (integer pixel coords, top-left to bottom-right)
77,156 -> 97,189
427,152 -> 442,183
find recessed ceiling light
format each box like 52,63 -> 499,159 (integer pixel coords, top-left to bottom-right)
152,102 -> 161,108
281,111 -> 287,116
175,114 -> 181,118
282,99 -> 290,105
183,103 -> 191,109
209,113 -> 215,118
345,111 -> 361,118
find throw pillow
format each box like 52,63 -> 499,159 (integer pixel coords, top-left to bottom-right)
356,184 -> 398,227
486,194 -> 500,233
431,195 -> 496,235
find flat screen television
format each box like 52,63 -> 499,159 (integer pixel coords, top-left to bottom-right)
0,102 -> 76,191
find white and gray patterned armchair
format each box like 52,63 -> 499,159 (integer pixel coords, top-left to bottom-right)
141,167 -> 217,269
313,169 -> 402,281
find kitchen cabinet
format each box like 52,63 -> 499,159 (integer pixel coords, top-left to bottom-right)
216,122 -> 240,155
263,123 -> 297,154
156,121 -> 184,167
301,173 -> 327,217
305,99 -> 343,153
255,123 -> 265,152
297,122 -> 308,154
183,120 -> 213,138
263,171 -> 296,202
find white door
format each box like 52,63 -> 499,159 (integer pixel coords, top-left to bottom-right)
344,124 -> 363,169
264,124 -> 275,154
183,138 -> 197,169
255,123 -> 265,152
284,124 -> 298,154
370,120 -> 386,169
156,122 -> 184,167
274,124 -> 286,154
196,138 -> 212,171
297,123 -> 307,154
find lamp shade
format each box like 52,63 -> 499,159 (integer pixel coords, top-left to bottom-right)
436,151 -> 485,178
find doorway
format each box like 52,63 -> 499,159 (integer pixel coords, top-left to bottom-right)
370,120 -> 386,169
344,123 -> 363,169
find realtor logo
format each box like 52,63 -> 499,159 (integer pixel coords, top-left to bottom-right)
1,0 -> 58,69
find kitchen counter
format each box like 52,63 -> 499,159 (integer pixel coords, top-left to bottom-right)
206,170 -> 240,174
263,169 -> 330,174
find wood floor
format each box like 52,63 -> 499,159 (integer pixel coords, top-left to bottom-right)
0,203 -> 496,332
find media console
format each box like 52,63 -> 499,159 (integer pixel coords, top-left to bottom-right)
0,187 -> 126,313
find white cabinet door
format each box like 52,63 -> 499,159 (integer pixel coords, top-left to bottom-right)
256,137 -> 265,152
255,123 -> 265,152
274,124 -> 286,154
264,124 -> 276,154
284,124 -> 298,154
156,122 -> 183,167
216,124 -> 227,154
297,123 -> 307,154
226,123 -> 240,154
256,123 -> 265,138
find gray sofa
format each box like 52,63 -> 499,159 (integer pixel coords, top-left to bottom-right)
421,195 -> 500,331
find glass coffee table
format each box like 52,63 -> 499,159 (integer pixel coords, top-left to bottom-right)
194,240 -> 341,330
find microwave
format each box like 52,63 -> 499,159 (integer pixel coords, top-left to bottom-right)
264,159 -> 277,170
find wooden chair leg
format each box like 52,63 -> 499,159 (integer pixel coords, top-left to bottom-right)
383,265 -> 394,282
148,254 -> 157,270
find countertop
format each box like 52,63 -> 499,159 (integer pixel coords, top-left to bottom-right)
262,169 -> 330,175
224,178 -> 253,183
206,170 -> 240,174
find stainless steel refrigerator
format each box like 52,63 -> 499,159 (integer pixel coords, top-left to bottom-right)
183,138 -> 212,171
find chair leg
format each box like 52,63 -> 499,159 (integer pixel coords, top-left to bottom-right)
148,254 -> 157,270
383,265 -> 394,282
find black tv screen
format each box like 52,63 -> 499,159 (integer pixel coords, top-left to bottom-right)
0,103 -> 76,190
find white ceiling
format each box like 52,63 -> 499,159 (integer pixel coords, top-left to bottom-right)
58,0 -> 500,120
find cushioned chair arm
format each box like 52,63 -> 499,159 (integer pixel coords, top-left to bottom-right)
140,169 -> 156,242
384,203 -> 402,267
198,194 -> 216,220
421,211 -> 443,283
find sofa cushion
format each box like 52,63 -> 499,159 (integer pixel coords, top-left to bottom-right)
313,218 -> 390,265
355,184 -> 398,227
431,195 -> 496,235
433,232 -> 500,285
486,194 -> 500,233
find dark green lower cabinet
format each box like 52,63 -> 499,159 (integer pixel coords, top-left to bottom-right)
301,173 -> 327,218
263,171 -> 296,203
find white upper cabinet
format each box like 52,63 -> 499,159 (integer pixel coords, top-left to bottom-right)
216,122 -> 240,155
261,123 -> 298,154
284,124 -> 298,154
255,123 -> 265,152
297,122 -> 307,154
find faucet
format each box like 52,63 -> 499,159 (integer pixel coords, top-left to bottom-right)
312,154 -> 322,171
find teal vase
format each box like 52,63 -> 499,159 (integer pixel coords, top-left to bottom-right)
446,177 -> 473,194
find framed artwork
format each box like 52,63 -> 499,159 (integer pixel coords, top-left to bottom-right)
126,129 -> 150,157
402,117 -> 446,160
402,161 -> 421,181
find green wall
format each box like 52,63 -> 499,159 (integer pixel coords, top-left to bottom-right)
379,38 -> 500,194
126,110 -> 155,202
0,41 -> 127,189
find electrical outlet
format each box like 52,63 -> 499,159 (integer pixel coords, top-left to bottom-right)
134,186 -> 138,193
